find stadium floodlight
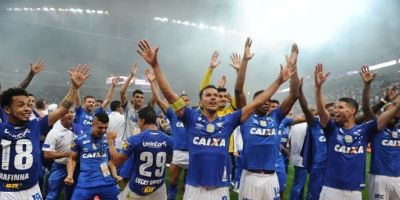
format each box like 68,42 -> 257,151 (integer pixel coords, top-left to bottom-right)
6,7 -> 109,15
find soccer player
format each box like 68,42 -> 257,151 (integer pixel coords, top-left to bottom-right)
314,63 -> 400,200
107,106 -> 174,200
145,69 -> 189,200
42,108 -> 84,200
233,38 -> 300,200
136,39 -> 295,199
65,112 -> 120,200
74,76 -> 116,132
0,64 -> 90,199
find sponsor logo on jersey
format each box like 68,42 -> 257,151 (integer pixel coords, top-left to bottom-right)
319,136 -> 326,142
143,186 -> 155,194
216,122 -> 224,127
381,139 -> 400,147
142,141 -> 167,148
193,137 -> 226,147
374,193 -> 384,199
176,122 -> 184,128
82,119 -> 92,125
249,128 -> 276,136
82,140 -> 90,144
334,144 -> 364,154
195,123 -> 204,128
4,128 -> 30,139
82,152 -> 107,158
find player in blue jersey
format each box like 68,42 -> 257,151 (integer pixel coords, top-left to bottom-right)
42,108 -> 84,200
65,111 -> 120,200
136,39 -> 296,199
145,69 -> 190,200
74,78 -> 116,132
369,103 -> 400,200
314,64 -> 400,200
0,64 -> 90,199
234,39 -> 300,200
298,79 -> 333,200
107,106 -> 174,200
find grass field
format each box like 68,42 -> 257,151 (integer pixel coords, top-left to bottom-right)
165,153 -> 372,200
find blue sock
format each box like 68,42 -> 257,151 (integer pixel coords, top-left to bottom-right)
168,184 -> 178,200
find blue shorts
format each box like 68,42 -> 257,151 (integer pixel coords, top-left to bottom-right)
71,184 -> 119,200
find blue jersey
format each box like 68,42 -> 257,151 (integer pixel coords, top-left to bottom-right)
323,119 -> 377,190
165,107 -> 188,150
240,108 -> 284,171
309,118 -> 327,169
0,116 -> 51,191
74,107 -> 103,132
122,129 -> 173,196
279,117 -> 293,147
71,131 -> 116,188
181,107 -> 242,187
370,125 -> 400,176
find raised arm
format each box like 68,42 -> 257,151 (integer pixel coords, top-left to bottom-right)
48,65 -> 90,126
280,44 -> 300,115
18,59 -> 46,89
137,40 -> 183,117
75,90 -> 81,108
120,63 -> 138,106
377,96 -> 400,130
101,76 -> 118,109
199,51 -> 220,91
234,38 -> 255,109
314,63 -> 331,128
145,68 -> 169,113
298,78 -> 315,124
372,85 -> 398,113
241,62 -> 295,122
359,66 -> 376,120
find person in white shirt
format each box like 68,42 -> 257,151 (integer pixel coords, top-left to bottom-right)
42,108 -> 82,200
289,122 -> 308,200
107,101 -> 126,150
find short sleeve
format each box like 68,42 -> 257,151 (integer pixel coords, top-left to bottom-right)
38,115 -> 52,136
226,110 -> 242,127
322,119 -> 336,137
273,108 -> 285,123
70,137 -> 79,152
42,130 -> 57,151
165,107 -> 175,121
121,136 -> 137,157
362,118 -> 378,138
179,107 -> 195,125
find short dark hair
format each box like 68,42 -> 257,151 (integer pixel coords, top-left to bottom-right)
325,102 -> 335,109
269,99 -> 280,105
338,97 -> 359,115
94,111 -> 109,123
95,99 -> 103,104
199,85 -> 217,99
217,87 -> 227,93
110,100 -> 121,111
36,99 -> 46,109
132,89 -> 144,96
180,93 -> 188,98
27,93 -> 35,97
84,95 -> 95,101
138,106 -> 157,124
253,90 -> 264,99
1,88 -> 29,108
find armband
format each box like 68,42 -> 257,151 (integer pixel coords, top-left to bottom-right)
171,97 -> 186,112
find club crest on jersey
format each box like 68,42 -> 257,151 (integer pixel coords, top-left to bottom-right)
250,128 -> 276,136
334,144 -> 364,154
260,120 -> 267,127
193,137 -> 226,147
206,124 -> 215,133
344,135 -> 353,143
391,131 -> 398,139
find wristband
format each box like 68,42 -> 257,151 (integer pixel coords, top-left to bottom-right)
171,97 -> 186,112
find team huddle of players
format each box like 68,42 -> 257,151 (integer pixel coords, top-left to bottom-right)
0,38 -> 399,200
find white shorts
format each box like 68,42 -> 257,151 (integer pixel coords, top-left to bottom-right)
239,170 -> 280,200
369,174 -> 400,200
171,150 -> 189,169
0,184 -> 42,200
319,186 -> 361,200
118,184 -> 167,200
183,185 -> 229,200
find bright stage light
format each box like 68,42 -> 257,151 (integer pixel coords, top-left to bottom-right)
6,6 -> 109,15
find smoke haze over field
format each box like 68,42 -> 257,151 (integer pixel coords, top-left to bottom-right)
0,0 -> 399,103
